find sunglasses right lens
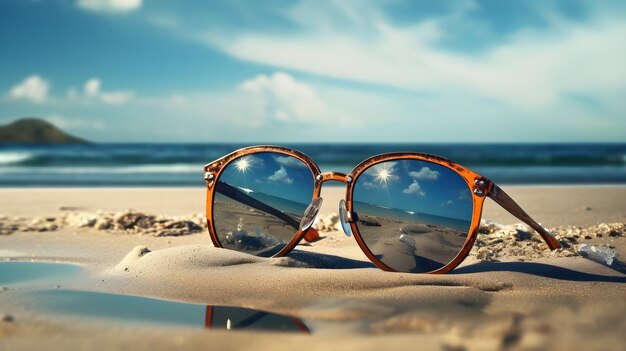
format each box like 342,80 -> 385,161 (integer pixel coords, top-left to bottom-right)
352,159 -> 473,273
212,152 -> 315,257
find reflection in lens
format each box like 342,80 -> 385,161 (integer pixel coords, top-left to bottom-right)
352,159 -> 473,273
213,152 -> 314,257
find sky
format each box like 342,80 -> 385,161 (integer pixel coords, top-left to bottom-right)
353,159 -> 472,223
1,0 -> 625,142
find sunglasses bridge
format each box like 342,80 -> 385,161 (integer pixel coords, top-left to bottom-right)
315,172 -> 352,184
311,172 -> 356,235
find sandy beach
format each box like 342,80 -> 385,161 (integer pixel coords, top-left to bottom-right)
3,0 -> 625,349
1,186 -> 625,350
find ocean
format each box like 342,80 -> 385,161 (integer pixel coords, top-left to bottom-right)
0,143 -> 624,187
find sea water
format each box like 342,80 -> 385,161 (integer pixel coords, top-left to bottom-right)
0,143 -> 624,186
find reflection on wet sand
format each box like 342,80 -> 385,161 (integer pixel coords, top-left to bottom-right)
22,287 -> 311,333
206,305 -> 310,333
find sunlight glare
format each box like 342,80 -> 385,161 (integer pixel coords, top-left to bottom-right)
235,158 -> 250,172
376,168 -> 391,183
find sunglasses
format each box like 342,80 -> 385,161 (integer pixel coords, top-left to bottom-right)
203,146 -> 560,274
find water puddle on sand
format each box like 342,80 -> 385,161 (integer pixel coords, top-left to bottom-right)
0,262 -> 310,333
0,261 -> 84,285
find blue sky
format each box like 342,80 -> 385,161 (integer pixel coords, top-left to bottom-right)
1,0 -> 625,142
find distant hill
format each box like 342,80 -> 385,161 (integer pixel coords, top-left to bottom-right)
0,118 -> 87,144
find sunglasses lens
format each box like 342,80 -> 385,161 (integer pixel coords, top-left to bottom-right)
352,159 -> 473,273
212,152 -> 315,257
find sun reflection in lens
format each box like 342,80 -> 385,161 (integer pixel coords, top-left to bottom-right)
235,158 -> 250,172
376,167 -> 392,184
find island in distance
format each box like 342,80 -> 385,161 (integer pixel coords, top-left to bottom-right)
0,118 -> 87,144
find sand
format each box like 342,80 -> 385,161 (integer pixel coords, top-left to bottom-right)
0,186 -> 625,350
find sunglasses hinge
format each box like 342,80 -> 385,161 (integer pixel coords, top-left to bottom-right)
472,178 -> 490,197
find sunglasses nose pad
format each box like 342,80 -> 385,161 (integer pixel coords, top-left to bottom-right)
299,197 -> 323,232
339,199 -> 352,237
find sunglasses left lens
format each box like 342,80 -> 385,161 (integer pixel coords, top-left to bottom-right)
212,152 -> 315,257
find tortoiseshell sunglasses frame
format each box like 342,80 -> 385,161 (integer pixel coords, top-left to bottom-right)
204,145 -> 560,274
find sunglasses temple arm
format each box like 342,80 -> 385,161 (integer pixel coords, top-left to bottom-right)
214,181 -> 319,242
488,184 -> 560,250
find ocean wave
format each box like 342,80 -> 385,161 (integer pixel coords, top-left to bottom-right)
0,164 -> 201,174
0,152 -> 33,165
2,144 -> 625,168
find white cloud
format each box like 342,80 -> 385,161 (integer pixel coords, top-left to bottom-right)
77,0 -> 142,13
274,155 -> 307,168
409,167 -> 439,180
240,72 -> 351,125
208,1 -> 626,110
9,75 -> 50,104
361,181 -> 381,190
100,91 -> 135,105
7,75 -> 133,107
268,166 -> 294,184
83,77 -> 134,105
402,180 -> 426,197
84,78 -> 101,97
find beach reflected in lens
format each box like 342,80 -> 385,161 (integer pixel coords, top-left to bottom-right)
213,152 -> 314,257
352,159 -> 473,273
